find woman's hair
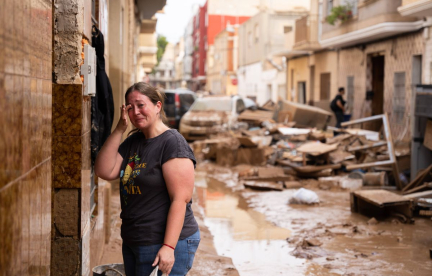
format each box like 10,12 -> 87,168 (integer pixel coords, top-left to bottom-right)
125,82 -> 167,136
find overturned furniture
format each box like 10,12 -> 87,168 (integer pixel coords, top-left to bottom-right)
351,190 -> 413,220
341,114 -> 402,190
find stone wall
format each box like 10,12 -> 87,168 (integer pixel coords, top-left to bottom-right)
51,0 -> 92,274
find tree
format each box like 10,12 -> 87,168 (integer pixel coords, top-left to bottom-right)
156,35 -> 168,65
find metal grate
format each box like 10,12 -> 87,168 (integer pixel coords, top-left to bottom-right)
393,72 -> 406,124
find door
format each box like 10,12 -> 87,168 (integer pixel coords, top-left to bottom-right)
320,73 -> 331,100
297,81 -> 306,104
371,55 -> 384,131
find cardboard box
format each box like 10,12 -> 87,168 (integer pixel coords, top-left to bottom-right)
277,100 -> 332,129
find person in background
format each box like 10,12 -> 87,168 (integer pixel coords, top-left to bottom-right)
330,87 -> 346,135
95,82 -> 200,276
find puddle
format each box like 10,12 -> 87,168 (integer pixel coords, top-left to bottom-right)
195,166 -> 432,276
195,172 -> 307,275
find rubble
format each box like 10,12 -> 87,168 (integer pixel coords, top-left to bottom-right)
190,100 -> 432,222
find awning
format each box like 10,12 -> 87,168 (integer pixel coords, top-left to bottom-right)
272,49 -> 310,58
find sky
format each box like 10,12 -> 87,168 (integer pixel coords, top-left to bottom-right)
156,0 -> 207,44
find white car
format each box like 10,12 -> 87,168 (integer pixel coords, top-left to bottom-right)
179,96 -> 246,140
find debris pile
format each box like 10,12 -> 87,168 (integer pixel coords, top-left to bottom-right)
190,100 -> 432,221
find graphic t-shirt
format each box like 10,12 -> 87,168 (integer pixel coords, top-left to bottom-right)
118,129 -> 198,245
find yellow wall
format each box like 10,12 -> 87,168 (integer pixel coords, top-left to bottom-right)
311,51 -> 339,101
287,56 -> 309,102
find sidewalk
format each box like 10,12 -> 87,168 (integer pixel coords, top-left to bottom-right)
97,183 -> 238,276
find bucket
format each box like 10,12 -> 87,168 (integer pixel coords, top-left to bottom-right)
92,264 -> 125,276
343,114 -> 351,122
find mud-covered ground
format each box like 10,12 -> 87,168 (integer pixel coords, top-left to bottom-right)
98,162 -> 432,276
196,162 -> 432,276
98,180 -> 238,276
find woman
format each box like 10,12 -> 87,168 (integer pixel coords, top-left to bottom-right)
95,82 -> 200,276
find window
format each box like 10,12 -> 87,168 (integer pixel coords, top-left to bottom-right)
254,24 -> 259,43
393,72 -> 406,124
284,26 -> 293,34
91,0 -> 98,24
341,0 -> 358,15
205,12 -> 208,27
347,76 -> 354,113
248,31 -> 252,48
327,0 -> 333,15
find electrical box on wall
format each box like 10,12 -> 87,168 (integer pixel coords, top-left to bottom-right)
80,44 -> 97,97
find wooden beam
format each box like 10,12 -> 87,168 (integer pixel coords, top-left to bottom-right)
347,141 -> 387,152
345,160 -> 395,170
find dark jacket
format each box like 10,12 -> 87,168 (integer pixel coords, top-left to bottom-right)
91,26 -> 115,165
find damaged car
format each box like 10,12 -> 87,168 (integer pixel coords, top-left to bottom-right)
179,95 -> 246,140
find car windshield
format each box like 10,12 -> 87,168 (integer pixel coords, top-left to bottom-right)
190,98 -> 232,111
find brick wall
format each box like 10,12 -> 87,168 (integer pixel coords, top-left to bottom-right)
338,30 -> 424,141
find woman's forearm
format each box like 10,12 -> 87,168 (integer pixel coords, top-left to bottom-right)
94,129 -> 123,178
163,200 -> 187,248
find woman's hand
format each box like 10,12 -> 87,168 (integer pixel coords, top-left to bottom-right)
114,104 -> 131,133
153,246 -> 175,275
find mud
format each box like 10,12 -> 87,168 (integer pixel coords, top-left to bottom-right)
197,162 -> 432,276
98,180 -> 239,276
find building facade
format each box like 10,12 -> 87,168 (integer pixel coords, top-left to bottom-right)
207,25 -> 239,95
282,0 -> 432,141
238,5 -> 309,104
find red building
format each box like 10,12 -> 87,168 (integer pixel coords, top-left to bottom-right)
191,1 -> 251,91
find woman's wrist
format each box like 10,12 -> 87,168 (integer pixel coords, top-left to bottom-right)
163,243 -> 175,250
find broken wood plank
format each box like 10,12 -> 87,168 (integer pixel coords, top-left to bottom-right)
243,181 -> 284,191
296,142 -> 338,156
258,167 -> 285,178
403,190 -> 432,200
345,160 -> 394,170
276,159 -> 341,173
403,182 -> 432,195
402,164 -> 432,192
347,141 -> 387,152
242,175 -> 295,182
326,133 -> 352,145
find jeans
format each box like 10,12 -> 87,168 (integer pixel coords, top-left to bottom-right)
334,111 -> 344,136
122,230 -> 200,276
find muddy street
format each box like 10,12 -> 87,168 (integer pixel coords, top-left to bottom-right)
194,163 -> 432,276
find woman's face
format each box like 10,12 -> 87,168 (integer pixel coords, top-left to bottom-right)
126,90 -> 161,130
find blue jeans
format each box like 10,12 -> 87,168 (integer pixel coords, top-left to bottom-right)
122,230 -> 200,276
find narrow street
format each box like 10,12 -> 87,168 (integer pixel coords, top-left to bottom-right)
99,162 -> 432,275
2,0 -> 432,275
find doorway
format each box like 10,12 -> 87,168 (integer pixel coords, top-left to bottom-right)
371,55 -> 385,131
297,81 -> 306,104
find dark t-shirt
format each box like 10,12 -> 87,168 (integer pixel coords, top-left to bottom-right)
118,129 -> 198,246
330,94 -> 346,113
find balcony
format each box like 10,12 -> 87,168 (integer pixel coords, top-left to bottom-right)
293,15 -> 321,51
320,0 -> 422,48
398,0 -> 432,18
